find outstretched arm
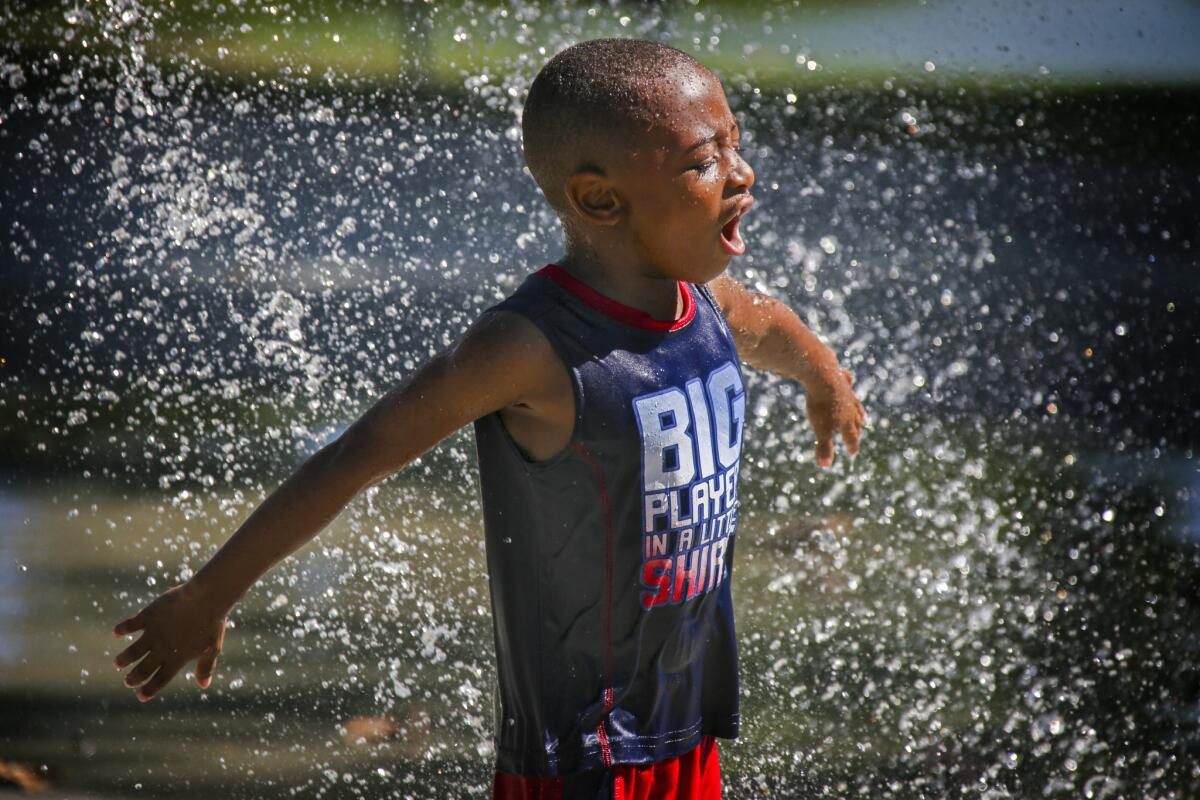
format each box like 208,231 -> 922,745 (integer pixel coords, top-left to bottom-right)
708,274 -> 866,467
112,311 -> 557,701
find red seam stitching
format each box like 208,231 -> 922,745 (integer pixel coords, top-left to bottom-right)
596,719 -> 613,768
571,441 -> 616,768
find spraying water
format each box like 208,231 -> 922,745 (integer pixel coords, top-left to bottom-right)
2,1 -> 1198,797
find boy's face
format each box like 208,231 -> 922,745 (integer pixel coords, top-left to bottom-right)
614,69 -> 756,284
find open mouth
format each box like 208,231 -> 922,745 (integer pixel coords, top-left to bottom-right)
719,211 -> 747,257
719,196 -> 754,257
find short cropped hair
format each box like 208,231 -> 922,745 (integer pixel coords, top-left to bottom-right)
521,38 -> 711,213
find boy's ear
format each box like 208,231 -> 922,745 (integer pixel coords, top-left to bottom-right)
564,170 -> 623,226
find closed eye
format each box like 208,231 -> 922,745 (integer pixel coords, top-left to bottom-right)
687,140 -> 742,173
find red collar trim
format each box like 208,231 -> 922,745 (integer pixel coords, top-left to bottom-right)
537,264 -> 696,332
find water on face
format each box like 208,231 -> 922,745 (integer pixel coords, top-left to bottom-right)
2,1 -> 1198,798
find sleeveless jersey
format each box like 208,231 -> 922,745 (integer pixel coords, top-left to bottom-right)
473,264 -> 745,779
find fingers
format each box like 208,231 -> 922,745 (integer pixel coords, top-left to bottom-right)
807,374 -> 867,467
814,436 -> 834,468
195,651 -> 219,689
123,658 -> 161,690
196,622 -> 227,688
840,417 -> 862,456
811,404 -> 864,468
114,637 -> 151,670
136,662 -> 182,702
808,404 -> 836,468
113,609 -> 148,637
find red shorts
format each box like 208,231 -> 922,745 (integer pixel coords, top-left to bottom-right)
493,736 -> 721,800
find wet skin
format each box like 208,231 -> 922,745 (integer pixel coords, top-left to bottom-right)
554,69 -> 756,322
112,62 -> 864,703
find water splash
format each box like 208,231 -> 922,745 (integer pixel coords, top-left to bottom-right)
2,1 -> 1198,798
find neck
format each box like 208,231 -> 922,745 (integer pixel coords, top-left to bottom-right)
558,244 -> 682,322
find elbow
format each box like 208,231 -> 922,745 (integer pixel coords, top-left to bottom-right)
734,331 -> 765,367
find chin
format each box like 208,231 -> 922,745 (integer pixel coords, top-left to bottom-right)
658,251 -> 729,284
696,255 -> 733,284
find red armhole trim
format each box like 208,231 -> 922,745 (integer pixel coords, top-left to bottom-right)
537,264 -> 696,332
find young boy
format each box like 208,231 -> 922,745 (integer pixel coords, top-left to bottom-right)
111,39 -> 864,799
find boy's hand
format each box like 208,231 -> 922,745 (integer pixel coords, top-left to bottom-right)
112,581 -> 228,702
805,367 -> 866,468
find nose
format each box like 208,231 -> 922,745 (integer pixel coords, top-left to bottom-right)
728,148 -> 755,195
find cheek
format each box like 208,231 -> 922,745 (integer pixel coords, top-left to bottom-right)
664,203 -> 711,245
637,181 -> 720,254
674,180 -> 720,216
675,190 -> 719,236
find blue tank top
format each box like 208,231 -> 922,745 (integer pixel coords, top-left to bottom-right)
473,264 -> 744,779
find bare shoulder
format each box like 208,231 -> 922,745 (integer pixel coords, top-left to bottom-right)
452,309 -> 556,371
455,308 -> 574,460
448,308 -> 567,408
706,273 -> 750,312
706,273 -> 766,328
